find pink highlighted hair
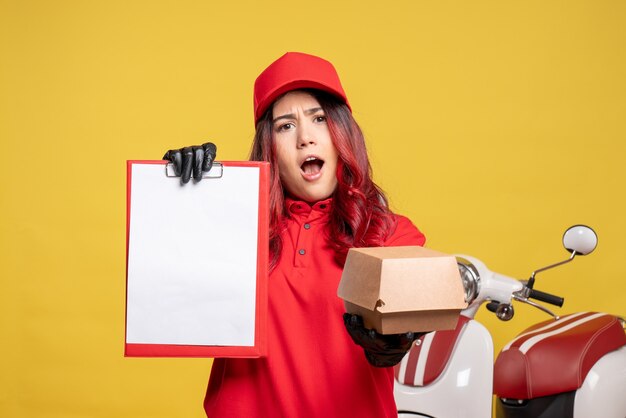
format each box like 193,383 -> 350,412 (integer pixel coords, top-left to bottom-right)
250,89 -> 396,269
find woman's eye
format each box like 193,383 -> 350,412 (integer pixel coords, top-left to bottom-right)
314,115 -> 326,123
277,122 -> 294,131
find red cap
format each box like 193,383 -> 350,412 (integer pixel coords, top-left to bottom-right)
253,52 -> 351,124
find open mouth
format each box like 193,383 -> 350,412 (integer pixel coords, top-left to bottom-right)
300,156 -> 325,177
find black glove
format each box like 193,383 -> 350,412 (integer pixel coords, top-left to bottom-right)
343,313 -> 425,368
162,142 -> 217,184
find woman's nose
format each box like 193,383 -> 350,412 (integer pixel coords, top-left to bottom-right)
297,125 -> 316,148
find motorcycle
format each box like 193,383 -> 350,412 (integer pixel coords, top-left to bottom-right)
393,225 -> 626,418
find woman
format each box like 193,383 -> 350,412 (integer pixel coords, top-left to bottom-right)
164,52 -> 426,418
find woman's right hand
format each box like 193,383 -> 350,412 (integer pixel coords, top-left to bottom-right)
162,142 -> 217,184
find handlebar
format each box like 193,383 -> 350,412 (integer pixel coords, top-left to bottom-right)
528,289 -> 564,307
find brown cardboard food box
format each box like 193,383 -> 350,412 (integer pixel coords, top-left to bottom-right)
337,246 -> 467,334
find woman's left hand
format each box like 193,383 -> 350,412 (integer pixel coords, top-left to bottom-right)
343,313 -> 426,368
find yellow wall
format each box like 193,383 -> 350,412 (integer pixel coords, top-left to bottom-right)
1,1 -> 624,417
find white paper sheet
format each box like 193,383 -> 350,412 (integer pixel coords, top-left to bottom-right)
126,163 -> 259,346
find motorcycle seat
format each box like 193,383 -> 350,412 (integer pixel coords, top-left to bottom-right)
395,315 -> 470,386
494,312 -> 626,400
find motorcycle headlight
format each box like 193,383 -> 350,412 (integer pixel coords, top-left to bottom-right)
456,257 -> 480,304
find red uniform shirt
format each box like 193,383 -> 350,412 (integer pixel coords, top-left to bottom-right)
204,199 -> 426,418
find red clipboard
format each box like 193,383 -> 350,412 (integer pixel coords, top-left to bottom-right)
125,160 -> 269,357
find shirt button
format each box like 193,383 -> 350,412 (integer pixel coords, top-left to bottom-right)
304,223 -> 311,230
298,249 -> 306,255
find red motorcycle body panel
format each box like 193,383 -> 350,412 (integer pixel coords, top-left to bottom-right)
395,315 -> 471,386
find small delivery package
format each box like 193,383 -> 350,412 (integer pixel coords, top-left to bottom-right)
337,246 -> 467,334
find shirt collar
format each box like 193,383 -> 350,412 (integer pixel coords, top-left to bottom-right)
285,197 -> 333,216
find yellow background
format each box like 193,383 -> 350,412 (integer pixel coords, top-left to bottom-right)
1,0 -> 624,417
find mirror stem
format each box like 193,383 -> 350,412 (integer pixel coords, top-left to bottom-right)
528,251 -> 577,289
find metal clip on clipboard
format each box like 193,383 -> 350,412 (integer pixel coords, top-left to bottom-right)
165,162 -> 224,179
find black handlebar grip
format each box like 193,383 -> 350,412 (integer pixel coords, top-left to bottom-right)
528,289 -> 565,307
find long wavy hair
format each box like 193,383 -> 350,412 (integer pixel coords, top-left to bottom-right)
249,89 -> 396,269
